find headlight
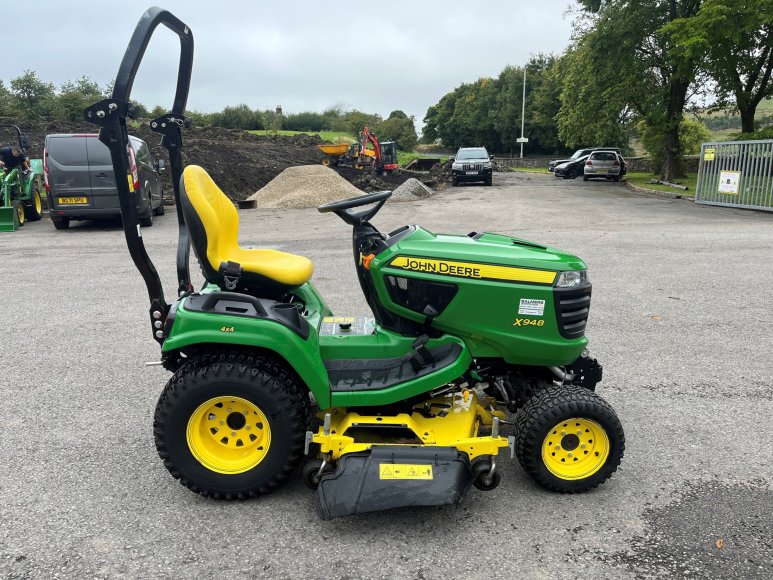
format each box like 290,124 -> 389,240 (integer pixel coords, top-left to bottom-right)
452,163 -> 462,170
556,270 -> 589,287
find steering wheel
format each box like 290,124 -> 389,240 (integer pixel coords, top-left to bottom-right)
317,190 -> 392,225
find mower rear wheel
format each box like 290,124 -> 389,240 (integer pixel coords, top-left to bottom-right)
24,189 -> 43,221
154,351 -> 310,499
515,384 -> 624,493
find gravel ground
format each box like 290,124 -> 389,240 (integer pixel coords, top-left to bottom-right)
1,172 -> 772,579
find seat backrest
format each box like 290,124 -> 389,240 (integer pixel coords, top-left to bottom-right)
180,165 -> 239,281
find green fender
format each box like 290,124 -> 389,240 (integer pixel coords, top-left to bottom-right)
162,296 -> 332,408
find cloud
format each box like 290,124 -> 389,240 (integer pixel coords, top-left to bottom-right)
8,0 -> 574,124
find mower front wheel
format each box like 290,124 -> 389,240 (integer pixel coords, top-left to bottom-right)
154,351 -> 310,499
515,384 -> 624,493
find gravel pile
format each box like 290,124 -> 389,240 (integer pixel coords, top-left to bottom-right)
248,165 -> 364,208
390,178 -> 435,201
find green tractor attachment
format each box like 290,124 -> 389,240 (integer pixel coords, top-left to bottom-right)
0,125 -> 44,232
86,7 -> 625,519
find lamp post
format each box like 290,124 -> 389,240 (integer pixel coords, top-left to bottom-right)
520,66 -> 526,159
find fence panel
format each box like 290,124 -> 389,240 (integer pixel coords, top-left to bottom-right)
695,140 -> 773,212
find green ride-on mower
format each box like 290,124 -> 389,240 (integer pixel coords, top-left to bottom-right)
87,7 -> 624,519
0,125 -> 44,232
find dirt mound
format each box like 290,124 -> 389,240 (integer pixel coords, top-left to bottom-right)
0,117 -> 325,202
248,165 -> 363,208
422,159 -> 453,188
390,178 -> 435,201
0,116 -> 448,203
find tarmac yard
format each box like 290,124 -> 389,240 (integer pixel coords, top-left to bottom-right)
1,173 -> 772,579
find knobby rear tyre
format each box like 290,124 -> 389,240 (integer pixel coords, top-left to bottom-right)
154,351 -> 310,500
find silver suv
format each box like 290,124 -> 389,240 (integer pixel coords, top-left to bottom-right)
451,147 -> 493,186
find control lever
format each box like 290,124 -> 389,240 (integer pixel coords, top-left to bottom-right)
402,305 -> 439,373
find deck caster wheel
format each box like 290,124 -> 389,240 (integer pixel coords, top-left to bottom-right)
302,458 -> 334,489
471,457 -> 501,491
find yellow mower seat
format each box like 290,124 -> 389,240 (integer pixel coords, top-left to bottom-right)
180,165 -> 313,292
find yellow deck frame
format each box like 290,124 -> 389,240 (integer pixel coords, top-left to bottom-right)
313,391 -> 510,461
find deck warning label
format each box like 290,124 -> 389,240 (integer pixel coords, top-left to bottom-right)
379,463 -> 433,480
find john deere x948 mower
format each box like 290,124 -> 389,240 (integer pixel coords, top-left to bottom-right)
87,7 -> 624,519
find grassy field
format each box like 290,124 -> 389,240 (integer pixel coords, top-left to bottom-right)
625,171 -> 698,193
248,129 -> 355,143
514,167 -> 550,174
397,151 -> 449,166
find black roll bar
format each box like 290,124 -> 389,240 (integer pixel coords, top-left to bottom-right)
84,6 -> 194,345
0,124 -> 28,150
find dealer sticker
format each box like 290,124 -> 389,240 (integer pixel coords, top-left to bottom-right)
518,298 -> 545,316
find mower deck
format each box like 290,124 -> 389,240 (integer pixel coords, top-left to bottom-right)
312,390 -> 509,461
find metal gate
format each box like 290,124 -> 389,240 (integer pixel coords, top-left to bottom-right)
695,139 -> 773,212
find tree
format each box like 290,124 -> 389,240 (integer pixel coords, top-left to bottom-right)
375,110 -> 418,151
421,56 -> 565,154
562,1 -> 706,180
557,43 -> 632,150
0,80 -> 14,117
283,111 -> 327,132
637,117 -> 711,166
666,0 -> 773,133
215,104 -> 263,130
10,70 -> 58,120
58,76 -> 105,121
344,110 -> 382,135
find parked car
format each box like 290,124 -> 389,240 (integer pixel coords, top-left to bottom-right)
548,148 -> 596,172
549,147 -> 626,174
451,147 -> 493,186
43,133 -> 165,230
554,155 -> 590,179
583,150 -> 622,181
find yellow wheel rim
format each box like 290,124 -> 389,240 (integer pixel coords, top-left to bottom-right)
16,203 -> 24,225
186,396 -> 271,474
542,417 -> 609,480
34,191 -> 42,214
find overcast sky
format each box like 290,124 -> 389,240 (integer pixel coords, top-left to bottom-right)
7,1 -> 577,126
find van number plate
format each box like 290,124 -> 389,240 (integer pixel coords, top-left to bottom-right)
58,196 -> 87,204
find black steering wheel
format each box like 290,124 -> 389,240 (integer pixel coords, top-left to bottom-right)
317,190 -> 392,225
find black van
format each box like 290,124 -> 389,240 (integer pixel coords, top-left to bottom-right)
43,134 -> 165,229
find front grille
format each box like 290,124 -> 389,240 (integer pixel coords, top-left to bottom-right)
554,285 -> 592,339
462,163 -> 483,171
